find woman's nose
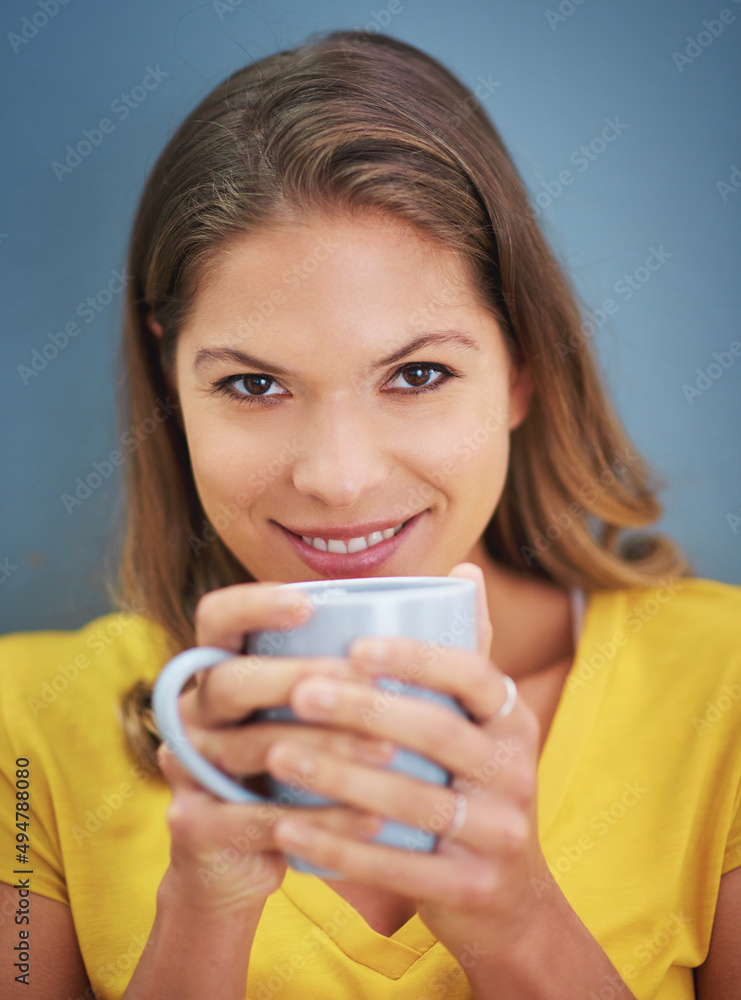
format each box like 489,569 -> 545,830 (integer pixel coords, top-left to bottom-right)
290,401 -> 390,507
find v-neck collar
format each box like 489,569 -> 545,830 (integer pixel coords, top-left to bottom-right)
279,588 -> 621,974
280,867 -> 438,978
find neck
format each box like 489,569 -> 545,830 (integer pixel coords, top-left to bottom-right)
462,539 -> 574,680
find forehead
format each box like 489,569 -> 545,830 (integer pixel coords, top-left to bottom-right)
176,210 -> 508,373
191,209 -> 486,312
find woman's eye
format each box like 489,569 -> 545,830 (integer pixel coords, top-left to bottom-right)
210,362 -> 457,406
386,364 -> 448,392
229,374 -> 283,398
211,374 -> 286,404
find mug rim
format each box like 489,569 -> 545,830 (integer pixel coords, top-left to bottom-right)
274,575 -> 475,604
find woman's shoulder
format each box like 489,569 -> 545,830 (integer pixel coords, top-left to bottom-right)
582,575 -> 741,700
0,608 -> 171,706
591,575 -> 741,646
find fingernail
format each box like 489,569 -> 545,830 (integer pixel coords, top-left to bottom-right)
299,679 -> 338,711
275,591 -> 311,616
358,740 -> 396,763
352,639 -> 390,663
356,813 -> 384,837
296,756 -> 317,778
277,820 -> 311,846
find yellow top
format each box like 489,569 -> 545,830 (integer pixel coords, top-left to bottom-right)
1,577 -> 740,999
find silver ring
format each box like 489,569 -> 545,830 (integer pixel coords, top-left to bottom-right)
443,791 -> 468,841
494,675 -> 517,721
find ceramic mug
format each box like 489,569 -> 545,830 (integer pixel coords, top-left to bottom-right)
152,576 -> 477,877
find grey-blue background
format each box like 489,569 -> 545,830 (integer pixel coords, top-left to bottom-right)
1,0 -> 739,634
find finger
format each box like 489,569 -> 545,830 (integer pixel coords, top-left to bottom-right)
156,739 -> 216,796
189,720 -> 397,778
290,675 -> 491,774
287,676 -> 532,798
298,807 -> 384,842
344,636 -> 520,726
272,818 -> 499,910
193,581 -> 314,651
245,801 -> 386,847
158,738 -> 386,847
166,786 -> 384,854
266,740 -> 531,849
448,561 -> 493,658
180,653 -> 359,727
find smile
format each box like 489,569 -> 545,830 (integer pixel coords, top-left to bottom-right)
275,510 -> 428,574
301,522 -> 407,553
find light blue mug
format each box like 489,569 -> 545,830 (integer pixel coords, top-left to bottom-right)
152,576 -> 477,877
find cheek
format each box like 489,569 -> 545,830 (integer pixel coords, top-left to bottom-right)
188,420 -> 301,512
420,403 -> 511,493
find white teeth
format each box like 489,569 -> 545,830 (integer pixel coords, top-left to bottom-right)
301,522 -> 406,553
346,537 -> 368,554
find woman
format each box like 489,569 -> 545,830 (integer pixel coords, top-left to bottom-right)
1,29 -> 739,1000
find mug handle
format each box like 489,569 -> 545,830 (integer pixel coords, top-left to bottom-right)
152,647 -> 268,804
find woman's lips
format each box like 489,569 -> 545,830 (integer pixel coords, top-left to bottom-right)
276,510 -> 427,576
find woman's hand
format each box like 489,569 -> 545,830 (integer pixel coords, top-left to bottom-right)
267,563 -> 547,960
156,581 -> 391,917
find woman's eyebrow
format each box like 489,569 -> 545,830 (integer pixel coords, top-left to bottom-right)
193,331 -> 480,377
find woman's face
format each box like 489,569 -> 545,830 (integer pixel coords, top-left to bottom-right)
172,210 -> 531,582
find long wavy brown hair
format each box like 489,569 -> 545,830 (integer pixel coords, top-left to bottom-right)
115,29 -> 687,763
